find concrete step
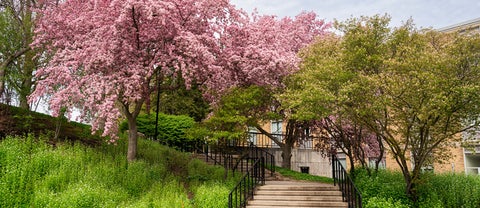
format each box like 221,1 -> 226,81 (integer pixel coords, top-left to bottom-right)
257,185 -> 340,191
255,190 -> 342,196
247,206 -> 348,208
247,180 -> 347,208
248,200 -> 348,207
253,195 -> 343,202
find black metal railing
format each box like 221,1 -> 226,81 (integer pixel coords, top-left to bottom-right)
332,154 -> 362,208
246,132 -> 317,149
196,143 -> 236,170
228,157 -> 265,208
246,143 -> 275,176
196,140 -> 273,176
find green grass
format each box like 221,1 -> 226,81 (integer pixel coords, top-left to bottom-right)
275,166 -> 334,183
0,134 -> 238,207
353,168 -> 480,208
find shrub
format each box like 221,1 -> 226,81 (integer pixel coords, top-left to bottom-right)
120,113 -> 197,151
354,168 -> 480,208
193,182 -> 230,208
418,173 -> 480,208
365,197 -> 410,208
353,168 -> 412,206
187,158 -> 225,182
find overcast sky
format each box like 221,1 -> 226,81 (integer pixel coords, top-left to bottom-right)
230,0 -> 480,30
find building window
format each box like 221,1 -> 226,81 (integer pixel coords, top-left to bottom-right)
299,128 -> 312,149
248,127 -> 257,146
271,120 -> 282,148
368,157 -> 386,169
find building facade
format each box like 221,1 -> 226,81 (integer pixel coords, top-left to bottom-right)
249,18 -> 480,177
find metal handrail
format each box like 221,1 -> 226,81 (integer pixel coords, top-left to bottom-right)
247,143 -> 275,176
332,154 -> 362,208
195,144 -> 235,171
228,157 -> 265,208
196,139 -> 275,177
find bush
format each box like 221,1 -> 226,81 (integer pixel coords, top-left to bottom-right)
365,197 -> 410,208
353,168 -> 412,207
120,113 -> 197,151
193,182 -> 230,208
418,173 -> 480,208
354,168 -> 480,208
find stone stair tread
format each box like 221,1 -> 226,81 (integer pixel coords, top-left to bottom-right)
264,181 -> 332,185
248,200 -> 348,206
255,190 -> 342,196
246,206 -> 348,208
253,195 -> 344,201
257,185 -> 339,191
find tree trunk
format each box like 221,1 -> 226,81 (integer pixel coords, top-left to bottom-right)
19,1 -> 34,110
374,137 -> 385,172
281,144 -> 292,169
127,115 -> 138,162
404,174 -> 418,202
0,65 -> 6,98
348,153 -> 356,176
18,50 -> 35,110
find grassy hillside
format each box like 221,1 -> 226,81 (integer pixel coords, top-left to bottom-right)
0,103 -> 101,145
0,135 -> 238,207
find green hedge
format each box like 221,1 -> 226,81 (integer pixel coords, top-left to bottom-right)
120,113 -> 197,151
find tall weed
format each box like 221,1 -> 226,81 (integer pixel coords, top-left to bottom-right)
0,135 -> 237,207
355,168 -> 480,208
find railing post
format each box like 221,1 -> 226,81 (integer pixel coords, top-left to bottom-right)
331,154 -> 362,208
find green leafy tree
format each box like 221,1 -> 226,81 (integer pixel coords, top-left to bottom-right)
152,75 -> 209,122
0,0 -> 39,109
282,14 -> 480,201
201,85 -> 311,169
120,113 -> 196,151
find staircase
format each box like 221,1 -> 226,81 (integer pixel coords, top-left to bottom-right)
193,140 -> 360,208
246,181 -> 347,208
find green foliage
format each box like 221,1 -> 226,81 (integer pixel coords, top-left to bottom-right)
275,166 -> 334,183
196,85 -> 277,141
0,8 -> 23,63
354,168 -> 480,208
0,135 -> 238,207
193,182 -> 230,208
187,158 -> 225,182
0,103 -> 102,143
353,168 -> 412,206
285,14 -> 480,200
156,79 -> 210,122
365,197 -> 410,208
120,113 -> 196,150
417,173 -> 480,208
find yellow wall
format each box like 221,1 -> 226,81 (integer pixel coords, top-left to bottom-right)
384,145 -> 465,173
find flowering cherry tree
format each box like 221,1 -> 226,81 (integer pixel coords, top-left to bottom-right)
32,0 -> 242,161
204,12 -> 330,168
316,116 -> 384,175
31,0 -> 329,161
210,12 -> 329,96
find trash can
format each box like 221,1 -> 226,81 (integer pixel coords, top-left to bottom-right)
300,166 -> 309,174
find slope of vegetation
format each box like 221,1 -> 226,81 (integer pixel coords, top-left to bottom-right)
0,135 -> 238,207
0,103 -> 101,145
354,168 -> 480,208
